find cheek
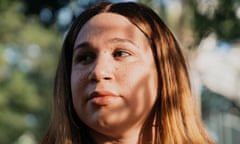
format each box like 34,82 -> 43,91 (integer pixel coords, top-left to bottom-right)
71,70 -> 88,103
121,63 -> 158,109
71,69 -> 92,122
118,68 -> 158,124
71,68 -> 88,87
71,70 -> 82,90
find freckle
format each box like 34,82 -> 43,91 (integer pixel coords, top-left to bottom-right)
115,67 -> 119,71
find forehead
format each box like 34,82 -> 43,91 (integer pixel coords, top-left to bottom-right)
77,12 -> 139,37
74,12 -> 149,46
85,12 -> 132,28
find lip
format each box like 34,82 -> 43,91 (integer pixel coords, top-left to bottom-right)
87,90 -> 120,105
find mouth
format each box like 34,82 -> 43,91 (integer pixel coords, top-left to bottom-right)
87,90 -> 120,106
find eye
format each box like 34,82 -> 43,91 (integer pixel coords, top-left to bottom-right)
113,50 -> 131,58
74,52 -> 96,65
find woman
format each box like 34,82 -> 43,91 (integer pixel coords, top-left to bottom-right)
42,2 -> 214,144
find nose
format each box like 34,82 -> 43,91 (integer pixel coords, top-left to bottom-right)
88,54 -> 114,82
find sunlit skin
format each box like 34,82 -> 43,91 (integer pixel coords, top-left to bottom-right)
71,13 -> 158,144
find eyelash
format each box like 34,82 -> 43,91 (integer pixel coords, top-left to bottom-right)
74,49 -> 132,65
113,49 -> 131,58
75,52 -> 96,64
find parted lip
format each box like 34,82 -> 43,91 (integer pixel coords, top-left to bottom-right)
87,90 -> 118,101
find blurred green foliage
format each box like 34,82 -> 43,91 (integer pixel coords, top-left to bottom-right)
0,0 -> 239,143
188,0 -> 240,44
0,1 -> 61,143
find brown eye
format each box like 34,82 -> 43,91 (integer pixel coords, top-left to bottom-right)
113,50 -> 130,58
75,52 -> 96,65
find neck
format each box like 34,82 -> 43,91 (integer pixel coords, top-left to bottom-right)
90,128 -> 141,144
88,111 -> 156,144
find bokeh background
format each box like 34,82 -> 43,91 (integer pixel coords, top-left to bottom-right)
0,0 -> 239,143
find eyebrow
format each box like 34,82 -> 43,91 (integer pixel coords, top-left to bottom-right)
73,42 -> 93,51
111,38 -> 139,48
73,38 -> 138,51
110,38 -> 135,45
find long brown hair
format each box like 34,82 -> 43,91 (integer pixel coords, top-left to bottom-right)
42,2 -> 214,144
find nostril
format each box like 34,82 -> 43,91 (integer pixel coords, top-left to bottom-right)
88,69 -> 113,82
103,77 -> 112,80
89,76 -> 112,82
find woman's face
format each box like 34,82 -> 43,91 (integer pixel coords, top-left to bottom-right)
71,13 -> 158,137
